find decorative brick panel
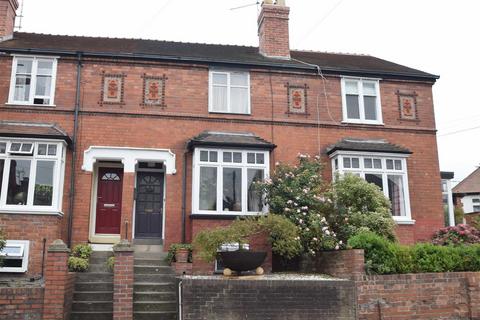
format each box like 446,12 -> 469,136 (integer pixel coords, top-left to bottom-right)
113,240 -> 134,320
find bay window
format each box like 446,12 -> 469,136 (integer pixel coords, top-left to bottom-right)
341,77 -> 382,124
331,152 -> 412,223
0,140 -> 65,213
209,71 -> 250,114
193,148 -> 268,215
8,56 -> 58,106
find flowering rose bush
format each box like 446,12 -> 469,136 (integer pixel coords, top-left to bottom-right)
432,224 -> 480,246
258,154 -> 341,255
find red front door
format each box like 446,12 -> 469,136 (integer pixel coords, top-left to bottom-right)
95,167 -> 123,234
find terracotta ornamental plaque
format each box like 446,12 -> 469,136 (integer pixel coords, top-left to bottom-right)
286,83 -> 309,115
142,74 -> 167,107
397,91 -> 418,120
100,73 -> 125,105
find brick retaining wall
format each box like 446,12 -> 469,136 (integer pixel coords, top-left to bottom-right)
0,285 -> 44,320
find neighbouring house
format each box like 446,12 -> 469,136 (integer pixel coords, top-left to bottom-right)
0,0 -> 444,277
453,167 -> 480,225
441,171 -> 455,226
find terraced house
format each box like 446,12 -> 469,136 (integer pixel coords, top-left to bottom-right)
0,0 -> 442,280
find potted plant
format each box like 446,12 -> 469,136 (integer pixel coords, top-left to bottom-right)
166,243 -> 192,264
193,215 -> 301,275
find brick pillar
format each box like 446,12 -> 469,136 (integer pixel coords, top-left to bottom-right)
467,272 -> 480,319
121,172 -> 135,241
113,239 -> 134,320
43,239 -> 70,320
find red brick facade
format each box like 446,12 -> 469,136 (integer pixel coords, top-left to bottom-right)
0,1 -> 443,278
0,286 -> 44,320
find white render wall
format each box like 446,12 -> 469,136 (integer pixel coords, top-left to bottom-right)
460,194 -> 480,213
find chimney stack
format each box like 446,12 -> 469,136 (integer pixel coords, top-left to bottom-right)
257,0 -> 290,59
0,0 -> 18,41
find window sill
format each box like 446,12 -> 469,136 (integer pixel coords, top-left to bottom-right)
208,111 -> 251,116
0,209 -> 63,216
190,213 -> 265,220
341,120 -> 384,126
4,103 -> 56,108
394,218 -> 416,225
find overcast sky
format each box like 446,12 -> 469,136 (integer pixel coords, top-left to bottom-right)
17,0 -> 480,184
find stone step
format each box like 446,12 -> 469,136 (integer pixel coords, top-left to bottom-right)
75,282 -> 113,292
134,265 -> 175,274
88,263 -> 112,273
134,274 -> 176,283
133,238 -> 163,245
73,291 -> 113,302
76,272 -> 113,282
71,301 -> 113,312
134,291 -> 176,302
134,301 -> 176,312
70,311 -> 113,320
134,282 -> 176,292
134,258 -> 170,266
89,256 -> 112,265
134,252 -> 168,260
133,311 -> 177,320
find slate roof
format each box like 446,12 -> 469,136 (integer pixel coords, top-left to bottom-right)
452,167 -> 480,194
0,121 -> 71,144
187,131 -> 276,150
325,138 -> 412,155
0,32 -> 438,81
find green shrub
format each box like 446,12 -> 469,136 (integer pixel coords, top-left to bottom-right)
166,243 -> 193,264
68,256 -> 89,272
330,174 -> 397,243
71,244 -> 93,259
348,231 -> 397,274
432,224 -> 480,246
454,207 -> 465,225
193,215 -> 302,263
106,256 -> 115,272
350,230 -> 480,274
412,243 -> 460,273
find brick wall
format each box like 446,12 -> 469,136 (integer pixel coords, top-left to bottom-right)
258,3 -> 290,58
0,285 -> 44,320
0,214 -> 63,277
301,249 -> 365,280
180,276 -> 356,320
356,272 -> 480,320
113,241 -> 134,320
0,0 -> 17,39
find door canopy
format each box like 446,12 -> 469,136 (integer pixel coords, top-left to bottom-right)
82,146 -> 176,174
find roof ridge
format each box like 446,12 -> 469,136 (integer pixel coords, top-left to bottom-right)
14,32 -> 258,49
292,48 -> 371,57
452,167 -> 480,193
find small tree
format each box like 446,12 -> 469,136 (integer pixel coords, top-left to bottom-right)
258,154 -> 340,255
328,174 -> 397,243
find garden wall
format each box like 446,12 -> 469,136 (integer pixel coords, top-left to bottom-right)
179,276 -> 356,320
356,272 -> 480,320
0,284 -> 44,320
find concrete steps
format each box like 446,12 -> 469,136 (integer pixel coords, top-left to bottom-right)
70,251 -> 113,320
133,244 -> 177,320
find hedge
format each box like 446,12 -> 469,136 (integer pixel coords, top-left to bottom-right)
348,231 -> 480,274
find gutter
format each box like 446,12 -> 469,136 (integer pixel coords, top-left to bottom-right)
67,52 -> 82,248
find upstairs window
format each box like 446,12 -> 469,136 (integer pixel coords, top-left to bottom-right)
8,56 -> 58,106
341,78 -> 382,124
209,71 -> 250,114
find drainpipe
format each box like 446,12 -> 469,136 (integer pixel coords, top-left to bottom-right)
67,52 -> 83,248
181,150 -> 188,243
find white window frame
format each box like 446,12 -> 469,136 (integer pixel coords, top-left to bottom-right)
8,55 -> 58,106
0,138 -> 66,214
341,77 -> 383,125
0,240 -> 30,273
330,151 -> 413,224
208,70 -> 251,115
192,147 -> 269,215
